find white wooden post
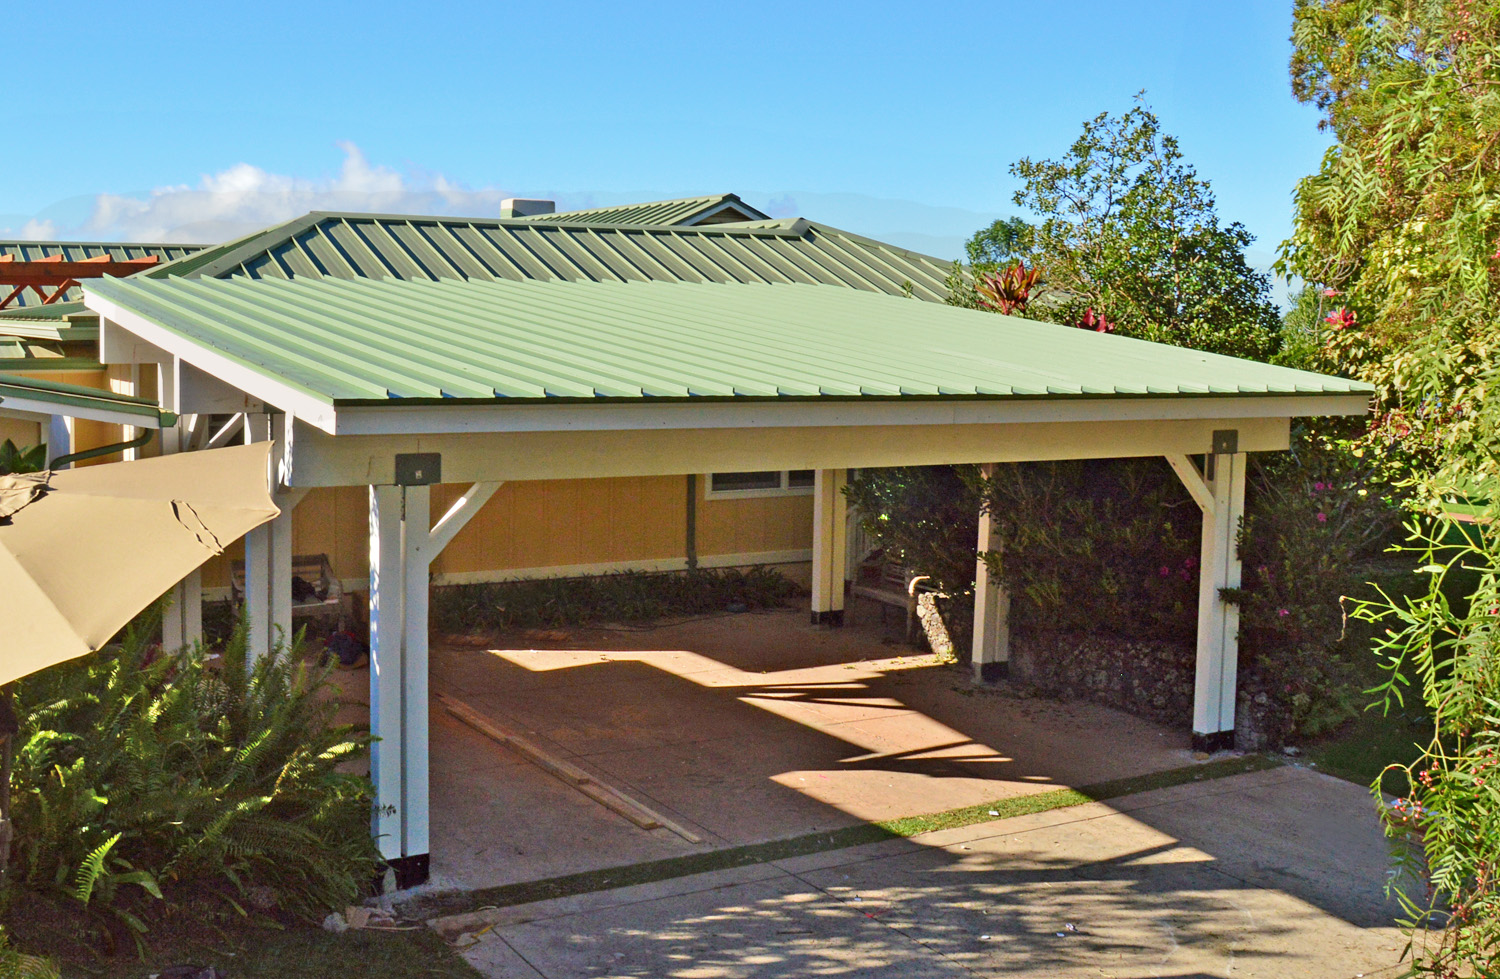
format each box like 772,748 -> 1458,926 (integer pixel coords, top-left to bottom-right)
971,464 -> 1010,682
368,484 -> 406,867
811,468 -> 848,625
242,413 -> 273,660
367,478 -> 499,888
400,485 -> 432,864
44,414 -> 73,469
268,416 -> 294,648
1169,438 -> 1247,751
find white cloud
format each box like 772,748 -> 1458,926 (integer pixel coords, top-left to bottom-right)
82,143 -> 515,243
18,219 -> 57,240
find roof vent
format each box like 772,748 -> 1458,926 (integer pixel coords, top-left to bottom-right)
500,198 -> 555,219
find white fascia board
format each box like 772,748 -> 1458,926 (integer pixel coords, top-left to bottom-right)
332,392 -> 1371,437
0,396 -> 163,428
85,293 -> 339,433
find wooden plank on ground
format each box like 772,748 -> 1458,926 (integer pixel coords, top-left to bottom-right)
434,690 -> 703,843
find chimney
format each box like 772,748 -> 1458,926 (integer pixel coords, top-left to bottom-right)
500,198 -> 555,219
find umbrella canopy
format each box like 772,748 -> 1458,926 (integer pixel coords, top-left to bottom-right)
0,442 -> 280,685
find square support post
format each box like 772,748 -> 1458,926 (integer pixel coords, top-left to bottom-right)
364,479 -> 496,890
44,414 -> 73,469
1191,450 -> 1246,752
400,485 -> 432,870
971,464 -> 1010,682
368,484 -> 407,870
242,413 -> 274,661
811,468 -> 848,625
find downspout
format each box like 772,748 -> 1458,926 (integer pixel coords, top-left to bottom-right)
49,425 -> 161,470
685,474 -> 699,571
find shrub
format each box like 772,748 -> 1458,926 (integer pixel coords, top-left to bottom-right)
3,609 -> 378,951
429,566 -> 799,634
1349,509 -> 1500,972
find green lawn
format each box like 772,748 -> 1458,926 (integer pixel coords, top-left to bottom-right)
1305,703 -> 1431,796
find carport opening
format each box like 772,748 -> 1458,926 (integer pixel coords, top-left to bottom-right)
325,600 -> 1196,893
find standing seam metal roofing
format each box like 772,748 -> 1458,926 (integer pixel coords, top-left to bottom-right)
83,276 -> 1373,408
516,194 -> 771,226
142,212 -> 959,302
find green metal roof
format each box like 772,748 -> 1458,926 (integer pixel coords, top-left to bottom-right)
144,210 -> 957,301
0,240 -> 206,307
520,194 -> 770,226
0,372 -> 165,422
84,276 -> 1371,410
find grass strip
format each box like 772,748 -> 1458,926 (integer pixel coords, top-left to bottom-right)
412,752 -> 1281,921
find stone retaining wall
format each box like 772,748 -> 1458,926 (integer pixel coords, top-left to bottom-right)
1006,629 -> 1285,748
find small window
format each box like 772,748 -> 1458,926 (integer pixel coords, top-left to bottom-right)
706,470 -> 818,499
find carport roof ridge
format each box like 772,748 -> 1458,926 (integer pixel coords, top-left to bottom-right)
83,275 -> 1373,413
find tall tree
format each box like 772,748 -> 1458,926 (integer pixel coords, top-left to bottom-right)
1283,0 -> 1500,490
1005,97 -> 1282,361
1284,5 -> 1500,975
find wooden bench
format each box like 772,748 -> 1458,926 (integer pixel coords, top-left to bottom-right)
849,561 -> 934,642
230,552 -> 349,632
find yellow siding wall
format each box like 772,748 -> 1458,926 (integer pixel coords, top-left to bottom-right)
6,368 -> 130,466
0,415 -> 40,447
697,484 -> 815,557
198,476 -> 816,593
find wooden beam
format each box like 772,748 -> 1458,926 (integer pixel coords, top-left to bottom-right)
1166,454 -> 1216,516
427,481 -> 503,556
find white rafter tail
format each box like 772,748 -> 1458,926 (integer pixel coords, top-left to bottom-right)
1167,453 -> 1216,516
428,482 -> 504,556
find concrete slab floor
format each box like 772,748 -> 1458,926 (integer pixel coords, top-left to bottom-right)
399,605 -> 1207,893
453,768 -> 1413,979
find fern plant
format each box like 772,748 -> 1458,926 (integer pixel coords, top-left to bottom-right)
4,608 -> 378,939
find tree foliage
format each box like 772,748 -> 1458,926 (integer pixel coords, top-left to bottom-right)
1283,3 -> 1500,973
964,215 -> 1033,271
1004,96 -> 1282,360
1282,0 -> 1500,493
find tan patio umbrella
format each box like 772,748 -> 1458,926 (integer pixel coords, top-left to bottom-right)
0,441 -> 281,685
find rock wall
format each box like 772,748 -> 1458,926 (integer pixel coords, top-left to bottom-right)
1006,629 -> 1286,748
1008,630 -> 1196,728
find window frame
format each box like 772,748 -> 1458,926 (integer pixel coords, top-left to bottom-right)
704,469 -> 817,500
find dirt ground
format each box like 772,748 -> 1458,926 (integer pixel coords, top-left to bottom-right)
327,599 -> 1213,895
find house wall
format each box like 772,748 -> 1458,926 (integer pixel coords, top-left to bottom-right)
198,475 -> 816,596
5,367 -> 134,465
0,415 -> 41,447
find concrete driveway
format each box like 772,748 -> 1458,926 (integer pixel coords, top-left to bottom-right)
417,607 -> 1200,892
450,765 -> 1412,978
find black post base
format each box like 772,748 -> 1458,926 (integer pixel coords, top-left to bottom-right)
810,609 -> 845,627
1191,731 -> 1235,754
975,661 -> 1009,682
381,853 -> 430,892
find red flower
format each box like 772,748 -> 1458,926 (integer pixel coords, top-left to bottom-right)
1324,307 -> 1356,331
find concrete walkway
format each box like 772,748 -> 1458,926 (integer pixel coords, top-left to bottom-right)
451,766 -> 1412,978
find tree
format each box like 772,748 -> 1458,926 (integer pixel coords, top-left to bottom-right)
1006,96 -> 1282,361
964,215 -> 1032,271
1283,4 -> 1500,974
1282,0 -> 1500,494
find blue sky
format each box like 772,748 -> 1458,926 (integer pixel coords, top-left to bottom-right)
3,0 -> 1327,279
